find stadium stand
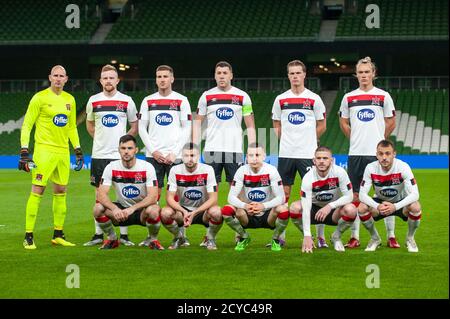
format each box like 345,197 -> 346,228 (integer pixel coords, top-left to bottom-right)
0,0 -> 100,44
106,0 -> 321,43
336,0 -> 448,40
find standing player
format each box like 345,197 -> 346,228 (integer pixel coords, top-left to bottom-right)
94,135 -> 163,250
272,59 -> 327,248
20,65 -> 83,249
289,146 -> 357,253
221,143 -> 288,252
84,64 -> 139,247
139,65 -> 192,245
192,61 -> 256,187
358,140 -> 422,252
158,143 -> 222,250
339,56 -> 397,248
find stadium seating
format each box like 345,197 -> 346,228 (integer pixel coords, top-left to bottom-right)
320,89 -> 449,155
0,0 -> 100,44
336,0 -> 448,39
106,0 -> 321,43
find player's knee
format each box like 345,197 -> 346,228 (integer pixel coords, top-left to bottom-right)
289,200 -> 302,214
146,205 -> 161,219
408,201 -> 421,213
275,204 -> 288,214
208,206 -> 222,221
343,204 -> 357,219
221,205 -> 236,218
235,208 -> 246,218
93,203 -> 105,217
160,206 -> 175,220
357,203 -> 369,215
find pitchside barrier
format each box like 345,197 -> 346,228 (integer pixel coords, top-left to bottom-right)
1,154 -> 448,170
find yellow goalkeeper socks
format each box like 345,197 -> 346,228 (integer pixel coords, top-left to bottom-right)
53,193 -> 67,230
25,192 -> 42,233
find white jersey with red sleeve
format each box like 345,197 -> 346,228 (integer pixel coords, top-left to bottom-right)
197,86 -> 253,153
359,158 -> 419,211
339,86 -> 395,156
228,162 -> 285,215
139,91 -> 192,158
85,91 -> 138,159
101,159 -> 158,208
272,88 -> 326,158
167,163 -> 217,211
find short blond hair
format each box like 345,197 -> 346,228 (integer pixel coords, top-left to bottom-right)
101,64 -> 118,74
287,60 -> 306,73
156,65 -> 173,74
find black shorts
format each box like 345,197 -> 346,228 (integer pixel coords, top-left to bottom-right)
278,158 -> 314,185
146,157 -> 182,188
348,156 -> 377,193
243,209 -> 275,230
182,206 -> 209,227
372,198 -> 408,222
203,152 -> 243,183
91,158 -> 116,187
310,204 -> 337,226
111,202 -> 145,226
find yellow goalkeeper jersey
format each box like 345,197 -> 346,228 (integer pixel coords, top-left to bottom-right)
20,87 -> 80,153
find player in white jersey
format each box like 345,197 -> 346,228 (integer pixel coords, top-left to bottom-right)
221,143 -> 288,252
159,143 -> 222,250
94,135 -> 163,250
139,65 -> 192,245
339,56 -> 397,249
193,61 -> 256,185
358,140 -> 421,253
289,146 -> 357,253
84,64 -> 138,247
272,59 -> 327,248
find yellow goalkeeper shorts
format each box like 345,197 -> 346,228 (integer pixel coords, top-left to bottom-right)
31,145 -> 70,186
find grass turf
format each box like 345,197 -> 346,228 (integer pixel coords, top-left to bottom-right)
0,169 -> 448,298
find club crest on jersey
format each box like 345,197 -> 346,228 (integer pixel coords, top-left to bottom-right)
392,176 -> 401,185
260,176 -> 270,187
135,173 -> 143,183
66,104 -> 71,111
357,109 -> 375,122
116,102 -> 125,112
288,112 -> 305,125
315,193 -> 333,202
169,100 -> 179,110
380,188 -> 398,197
155,113 -> 173,126
328,179 -> 337,188
102,114 -> 119,127
35,174 -> 43,181
248,190 -> 266,202
53,114 -> 68,127
184,190 -> 203,200
231,96 -> 240,105
303,99 -> 311,108
372,96 -> 381,106
122,186 -> 140,198
196,176 -> 206,186
216,107 -> 234,120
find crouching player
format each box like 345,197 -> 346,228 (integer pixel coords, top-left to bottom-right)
160,143 -> 222,250
222,143 -> 288,252
358,140 -> 421,252
94,135 -> 163,250
290,146 -> 357,253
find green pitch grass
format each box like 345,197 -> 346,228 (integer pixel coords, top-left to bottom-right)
0,169 -> 448,299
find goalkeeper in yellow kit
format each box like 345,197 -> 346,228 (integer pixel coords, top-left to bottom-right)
19,65 -> 84,249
